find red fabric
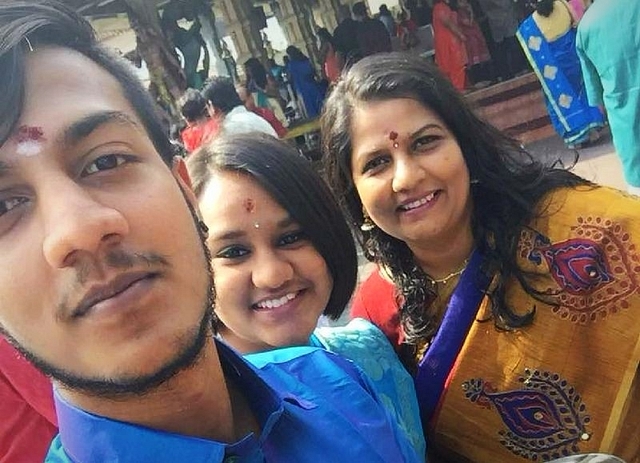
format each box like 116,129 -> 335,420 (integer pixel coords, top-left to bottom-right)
250,106 -> 288,138
0,337 -> 57,462
323,44 -> 341,83
433,2 -> 468,90
351,269 -> 405,351
458,4 -> 490,65
181,118 -> 220,153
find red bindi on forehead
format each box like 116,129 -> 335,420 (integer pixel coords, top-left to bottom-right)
389,130 -> 399,141
14,125 -> 46,143
243,198 -> 255,213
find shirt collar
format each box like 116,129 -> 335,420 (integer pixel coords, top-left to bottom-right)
53,339 -> 296,463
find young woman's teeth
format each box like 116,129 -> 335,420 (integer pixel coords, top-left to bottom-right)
255,292 -> 297,309
402,192 -> 436,210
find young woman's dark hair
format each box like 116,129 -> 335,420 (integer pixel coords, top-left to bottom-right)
286,45 -> 307,62
243,57 -> 268,90
187,133 -> 358,320
0,0 -> 174,164
321,52 -> 590,345
535,0 -> 555,17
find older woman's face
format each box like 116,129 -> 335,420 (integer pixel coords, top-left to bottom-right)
350,97 -> 472,252
199,171 -> 332,354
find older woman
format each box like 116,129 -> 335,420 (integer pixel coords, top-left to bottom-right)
322,52 -> 640,462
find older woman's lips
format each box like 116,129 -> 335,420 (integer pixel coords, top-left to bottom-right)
398,191 -> 440,212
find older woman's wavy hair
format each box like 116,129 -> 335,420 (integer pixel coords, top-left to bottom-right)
321,52 -> 589,351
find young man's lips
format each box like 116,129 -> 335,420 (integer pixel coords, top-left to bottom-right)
72,271 -> 159,318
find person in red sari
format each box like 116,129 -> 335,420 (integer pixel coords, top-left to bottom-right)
457,0 -> 491,84
432,0 -> 468,91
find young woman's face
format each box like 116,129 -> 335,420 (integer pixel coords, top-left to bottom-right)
199,170 -> 333,354
350,97 -> 473,252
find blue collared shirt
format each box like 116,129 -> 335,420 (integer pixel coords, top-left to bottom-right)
46,341 -> 421,462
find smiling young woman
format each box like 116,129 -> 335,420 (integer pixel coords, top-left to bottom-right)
186,133 -> 426,456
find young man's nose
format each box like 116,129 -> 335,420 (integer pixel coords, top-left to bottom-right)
42,183 -> 129,268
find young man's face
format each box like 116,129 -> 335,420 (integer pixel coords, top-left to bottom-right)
0,47 -> 211,394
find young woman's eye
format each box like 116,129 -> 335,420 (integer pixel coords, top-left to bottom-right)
0,197 -> 28,217
362,156 -> 389,174
83,154 -> 133,176
279,230 -> 307,246
215,245 -> 250,259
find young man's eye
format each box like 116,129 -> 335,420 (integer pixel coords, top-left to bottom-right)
0,197 -> 28,217
215,246 -> 250,259
83,154 -> 133,176
279,230 -> 307,246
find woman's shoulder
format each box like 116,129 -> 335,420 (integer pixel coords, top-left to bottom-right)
314,318 -> 391,352
537,186 -> 640,222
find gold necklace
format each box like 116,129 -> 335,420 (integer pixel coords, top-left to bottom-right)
432,257 -> 470,285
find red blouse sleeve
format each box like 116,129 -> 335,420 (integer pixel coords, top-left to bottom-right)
351,269 -> 405,350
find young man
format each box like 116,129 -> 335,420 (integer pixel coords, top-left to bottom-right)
202,76 -> 278,138
0,2 -> 422,461
177,88 -> 220,153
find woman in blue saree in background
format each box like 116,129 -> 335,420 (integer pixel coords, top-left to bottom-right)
517,0 -> 604,148
285,46 -> 326,118
322,52 -> 640,462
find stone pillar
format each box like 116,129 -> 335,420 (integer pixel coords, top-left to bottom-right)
218,0 -> 267,69
313,0 -> 340,31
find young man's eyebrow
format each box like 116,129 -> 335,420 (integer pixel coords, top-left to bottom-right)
60,110 -> 140,146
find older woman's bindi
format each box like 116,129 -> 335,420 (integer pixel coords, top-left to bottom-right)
389,130 -> 399,148
14,125 -> 46,157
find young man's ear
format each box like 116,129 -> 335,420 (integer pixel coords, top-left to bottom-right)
172,156 -> 198,207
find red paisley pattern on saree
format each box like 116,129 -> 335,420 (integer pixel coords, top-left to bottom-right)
519,216 -> 640,324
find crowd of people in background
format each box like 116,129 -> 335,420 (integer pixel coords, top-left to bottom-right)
3,1 -> 640,462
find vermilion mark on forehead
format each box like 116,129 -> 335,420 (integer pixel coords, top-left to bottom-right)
15,125 -> 46,143
243,198 -> 255,213
389,130 -> 399,141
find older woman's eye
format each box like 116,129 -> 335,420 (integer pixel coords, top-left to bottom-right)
413,135 -> 441,151
362,156 -> 389,174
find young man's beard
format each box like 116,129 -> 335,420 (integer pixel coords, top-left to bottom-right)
1,192 -> 217,399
